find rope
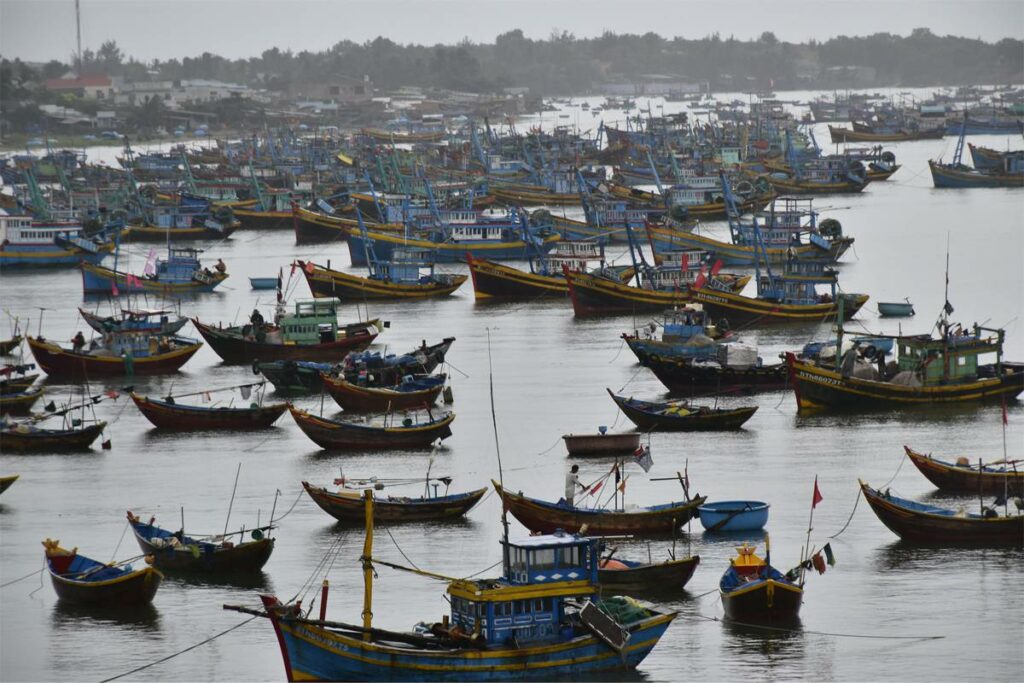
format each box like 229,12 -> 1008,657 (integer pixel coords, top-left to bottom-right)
682,612 -> 943,640
385,528 -> 421,571
271,487 -> 305,524
98,616 -> 258,682
110,520 -> 130,562
0,567 -> 43,589
607,338 -> 626,364
536,435 -> 565,456
828,490 -> 862,539
462,559 -> 503,579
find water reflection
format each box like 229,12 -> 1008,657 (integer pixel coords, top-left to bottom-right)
51,600 -> 161,632
720,618 -> 806,669
873,540 -> 1022,572
164,571 -> 273,592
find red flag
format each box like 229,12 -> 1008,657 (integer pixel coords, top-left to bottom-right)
680,252 -> 689,273
588,481 -> 603,496
1002,396 -> 1009,426
710,259 -> 723,276
104,389 -> 120,399
693,271 -> 706,289
811,477 -> 823,509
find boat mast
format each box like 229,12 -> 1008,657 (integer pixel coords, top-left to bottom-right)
486,328 -> 511,573
75,0 -> 82,77
361,489 -> 374,640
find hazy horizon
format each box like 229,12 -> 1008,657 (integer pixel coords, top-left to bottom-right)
2,0 -> 1022,65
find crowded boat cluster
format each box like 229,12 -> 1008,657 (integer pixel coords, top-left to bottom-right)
1,84 -> 1022,681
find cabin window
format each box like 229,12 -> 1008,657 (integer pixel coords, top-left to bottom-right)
958,357 -> 966,366
533,598 -> 545,612
558,545 -> 581,566
531,548 -> 556,570
495,602 -> 512,617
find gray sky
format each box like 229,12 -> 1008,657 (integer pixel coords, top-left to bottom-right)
2,0 -> 1022,64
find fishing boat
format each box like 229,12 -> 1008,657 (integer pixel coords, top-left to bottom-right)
877,300 -> 915,317
1,406 -> 107,452
126,511 -> 275,573
903,446 -> 1024,495
323,374 -> 446,412
79,307 -> 189,335
256,359 -> 334,394
466,241 -> 628,299
226,493 -> 677,681
697,501 -> 770,532
0,384 -> 44,415
42,538 -> 162,605
719,542 -> 803,623
969,143 -> 1020,171
0,367 -> 39,394
636,347 -> 789,393
607,390 -> 758,431
562,431 -> 641,457
859,480 -> 1024,546
929,118 -> 1024,188
120,194 -> 239,241
131,389 -> 287,430
827,124 -> 944,143
0,474 -> 19,495
80,247 -> 228,295
289,406 -> 455,451
597,553 -> 700,593
0,210 -> 118,268
192,298 -> 379,364
689,252 -> 868,326
621,306 -> 730,364
786,313 -> 1024,411
27,333 -> 202,379
296,255 -> 467,300
0,335 -> 23,355
565,228 -> 750,317
336,337 -> 456,387
303,480 -> 486,523
493,480 -> 705,536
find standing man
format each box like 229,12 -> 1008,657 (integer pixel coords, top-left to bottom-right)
565,464 -> 585,507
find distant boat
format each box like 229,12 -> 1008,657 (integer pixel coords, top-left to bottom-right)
303,480 -> 486,523
289,406 -> 455,451
27,333 -> 202,379
80,247 -> 228,295
131,392 -> 288,430
43,538 -> 162,605
126,511 -> 275,574
903,446 -> 1024,495
607,390 -> 758,431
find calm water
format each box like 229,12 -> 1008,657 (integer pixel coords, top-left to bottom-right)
2,95 -> 1023,682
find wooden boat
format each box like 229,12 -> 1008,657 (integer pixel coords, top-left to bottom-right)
0,474 -> 19,495
697,501 -> 770,532
491,185 -> 581,206
1,420 -> 107,452
565,264 -> 750,317
192,299 -> 378,364
43,538 -> 162,605
0,335 -> 23,355
131,392 -> 288,430
904,446 -> 1024,495
878,300 -> 915,317
827,124 -> 944,143
80,307 -> 189,335
297,258 -> 467,300
493,481 -> 705,535
27,335 -> 202,379
597,554 -> 700,593
0,384 -> 43,415
289,406 -> 455,451
0,372 -> 39,394
608,390 -> 758,431
303,481 -> 486,522
80,259 -> 228,295
323,374 -> 445,412
719,543 -> 803,623
786,319 -> 1024,411
859,480 -> 1024,546
928,159 -> 1024,188
337,337 -> 456,388
562,432 -> 640,456
127,511 -> 275,573
227,496 -> 677,681
466,242 -> 631,300
605,181 -> 772,220
635,352 -> 789,393
360,127 -> 447,143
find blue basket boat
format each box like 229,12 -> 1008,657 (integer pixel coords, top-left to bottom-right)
877,299 -> 915,317
249,276 -> 280,290
697,500 -> 770,532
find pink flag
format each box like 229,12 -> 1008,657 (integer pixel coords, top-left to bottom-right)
111,280 -> 120,296
143,249 -> 157,276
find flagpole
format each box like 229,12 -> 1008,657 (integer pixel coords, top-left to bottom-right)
801,476 -> 819,587
1002,399 -> 1009,517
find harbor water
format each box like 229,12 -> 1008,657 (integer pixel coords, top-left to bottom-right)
1,96 -> 1023,681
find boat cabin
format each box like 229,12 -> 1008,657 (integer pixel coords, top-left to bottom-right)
371,248 -> 436,283
758,258 -> 837,304
279,298 -> 340,344
0,210 -> 84,246
660,305 -> 711,341
895,325 -> 1004,384
152,247 -> 208,283
446,532 -> 599,646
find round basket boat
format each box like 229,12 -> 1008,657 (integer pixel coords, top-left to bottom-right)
696,500 -> 770,532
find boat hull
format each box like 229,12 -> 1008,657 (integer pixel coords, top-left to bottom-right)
303,482 -> 486,522
80,262 -> 228,294
0,474 -> 20,495
27,337 -> 202,379
787,356 -> 1024,411
347,230 -> 561,265
261,595 -> 675,682
0,385 -> 43,415
646,226 -> 852,266
0,241 -> 114,268
860,482 -> 1024,545
562,432 -> 640,456
301,262 -> 467,300
610,392 -> 758,431
131,393 -> 287,430
466,256 -> 568,299
192,319 -> 377,364
323,376 -> 444,412
904,446 -> 1024,495
290,407 -> 454,451
49,566 -> 162,605
928,160 -> 1024,189
1,422 -> 106,453
691,290 -> 868,326
598,556 -> 700,593
828,125 -> 943,143
565,269 -> 750,317
640,354 -> 789,393
131,525 -> 275,573
721,579 -> 803,623
495,482 -> 704,536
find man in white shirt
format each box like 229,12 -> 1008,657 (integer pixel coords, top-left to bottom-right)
565,464 -> 584,507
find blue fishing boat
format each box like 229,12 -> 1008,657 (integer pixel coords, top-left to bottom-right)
697,501 -> 770,532
43,538 -> 162,605
79,307 -> 189,335
929,118 -> 1024,188
80,246 -> 228,294
0,210 -> 119,268
227,493 -> 676,681
622,306 -> 729,364
719,541 -> 803,623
